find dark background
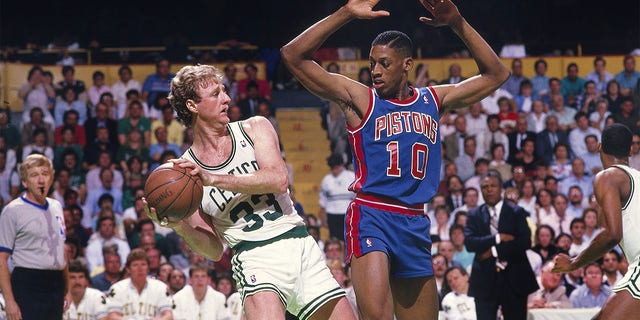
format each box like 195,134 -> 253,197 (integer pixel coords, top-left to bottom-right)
1,0 -> 639,57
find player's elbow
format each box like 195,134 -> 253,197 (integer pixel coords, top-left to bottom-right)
280,46 -> 294,66
274,175 -> 289,194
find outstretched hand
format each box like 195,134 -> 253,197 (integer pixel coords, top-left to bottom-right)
344,0 -> 390,20
418,0 -> 462,27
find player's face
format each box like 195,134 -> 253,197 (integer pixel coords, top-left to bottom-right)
195,82 -> 231,124
22,165 -> 54,205
128,259 -> 150,284
169,270 -> 186,291
369,45 -> 411,99
69,271 -> 88,296
190,270 -> 209,289
445,269 -> 468,294
217,278 -> 233,296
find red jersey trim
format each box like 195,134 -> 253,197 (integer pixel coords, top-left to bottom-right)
427,86 -> 441,113
354,193 -> 425,216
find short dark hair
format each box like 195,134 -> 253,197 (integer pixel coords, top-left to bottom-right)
119,65 -> 132,75
92,71 -> 105,80
570,217 -> 585,229
327,153 -> 344,168
484,170 -> 503,186
62,65 -> 75,75
534,59 -> 548,70
68,259 -> 91,282
371,31 -> 412,58
602,123 -> 632,158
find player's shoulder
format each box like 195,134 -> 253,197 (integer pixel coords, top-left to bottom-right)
147,277 -> 170,291
240,116 -> 273,134
207,286 -> 226,300
85,287 -> 105,299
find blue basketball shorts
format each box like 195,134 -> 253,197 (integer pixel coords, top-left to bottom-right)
345,193 -> 433,278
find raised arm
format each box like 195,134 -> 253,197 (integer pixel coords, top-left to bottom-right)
421,0 -> 509,111
553,168 -> 625,272
281,0 -> 389,127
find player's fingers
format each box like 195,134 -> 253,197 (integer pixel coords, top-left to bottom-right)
419,17 -> 436,26
370,10 -> 390,18
419,0 -> 435,11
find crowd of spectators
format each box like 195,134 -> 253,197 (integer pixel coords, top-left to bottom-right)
417,55 -> 640,317
1,53 -> 640,318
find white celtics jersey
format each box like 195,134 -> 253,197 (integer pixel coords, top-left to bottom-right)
613,164 -> 640,263
182,121 -> 304,247
64,287 -> 108,320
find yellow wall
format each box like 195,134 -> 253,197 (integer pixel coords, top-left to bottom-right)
0,62 -> 266,112
323,55 -> 628,85
1,55 -> 632,112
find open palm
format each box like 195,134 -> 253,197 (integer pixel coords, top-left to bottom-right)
418,0 -> 461,27
345,0 -> 390,20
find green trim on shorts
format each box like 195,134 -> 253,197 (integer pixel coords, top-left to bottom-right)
613,264 -> 640,298
297,287 -> 346,320
233,225 -> 309,254
242,283 -> 286,306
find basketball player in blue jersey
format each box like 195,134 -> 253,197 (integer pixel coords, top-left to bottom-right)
553,123 -> 640,318
282,0 -> 509,319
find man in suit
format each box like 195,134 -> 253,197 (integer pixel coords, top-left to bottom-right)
237,81 -> 268,120
535,115 -> 570,164
443,115 -> 468,162
508,114 -> 536,164
464,171 -> 538,320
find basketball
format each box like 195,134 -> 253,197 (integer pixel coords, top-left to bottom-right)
144,162 -> 204,225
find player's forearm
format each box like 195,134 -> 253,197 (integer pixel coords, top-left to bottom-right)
173,222 -> 223,261
571,230 -> 619,269
209,167 -> 289,195
450,18 -> 509,87
281,6 -> 353,65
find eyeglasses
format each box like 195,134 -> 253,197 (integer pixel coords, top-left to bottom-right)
432,260 -> 446,266
513,169 -> 525,173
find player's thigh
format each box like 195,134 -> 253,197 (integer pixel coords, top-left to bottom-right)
293,236 -> 346,320
350,251 -> 394,320
243,291 -> 286,320
308,296 -> 356,320
391,276 -> 438,320
596,290 -> 640,319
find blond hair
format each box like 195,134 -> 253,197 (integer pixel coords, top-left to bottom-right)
168,64 -> 223,127
20,154 -> 54,181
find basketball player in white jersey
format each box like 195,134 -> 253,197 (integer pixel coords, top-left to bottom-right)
144,64 -> 354,320
554,123 -> 640,318
64,260 -> 108,320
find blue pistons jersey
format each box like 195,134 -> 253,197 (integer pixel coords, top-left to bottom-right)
347,87 -> 441,205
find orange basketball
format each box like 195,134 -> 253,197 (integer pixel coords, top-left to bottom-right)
144,162 -> 204,224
